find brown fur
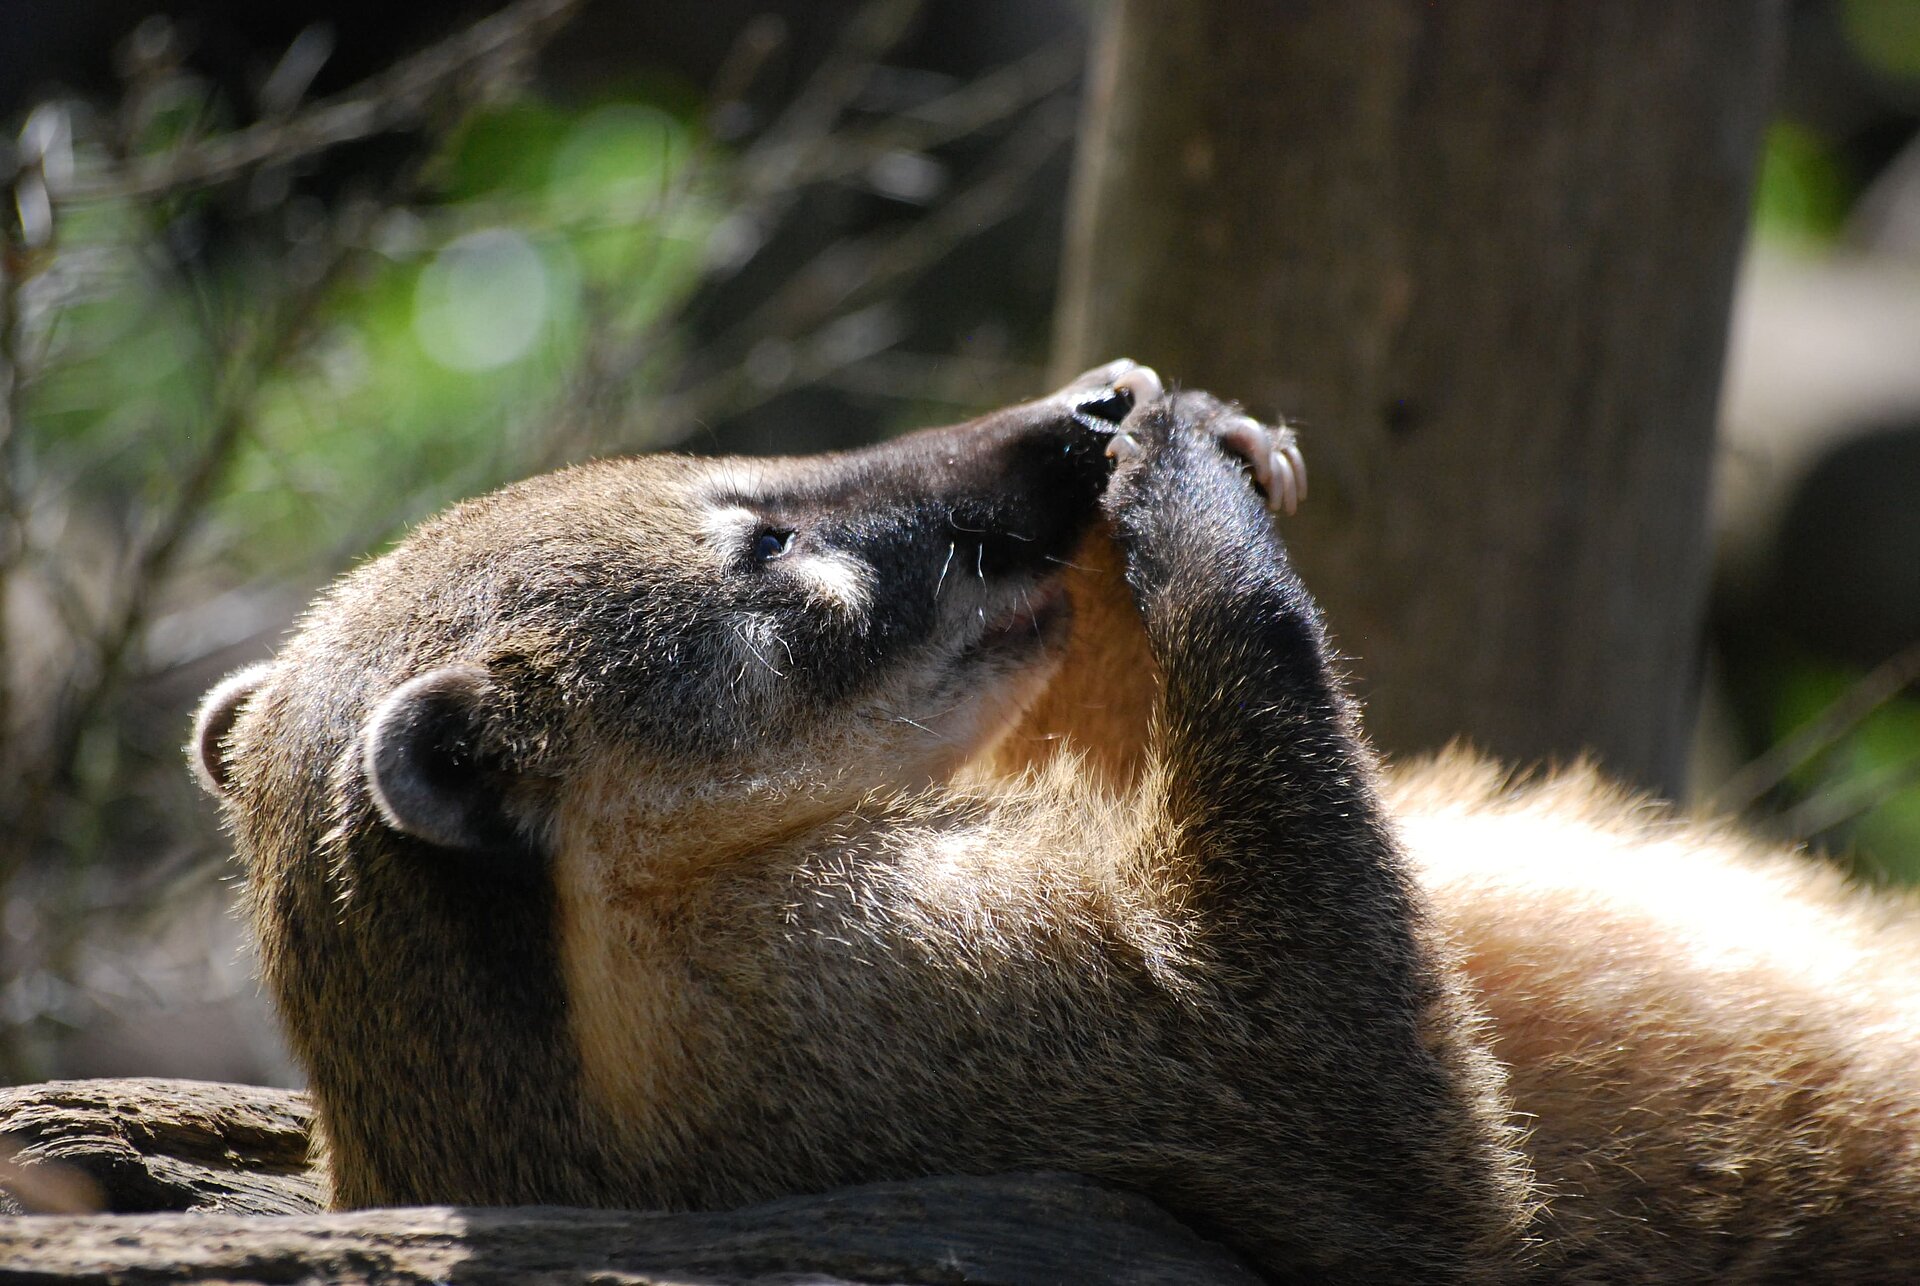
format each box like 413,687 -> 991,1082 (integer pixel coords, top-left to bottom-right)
1397,757 -> 1920,1281
1011,477 -> 1920,1281
989,521 -> 1161,789
194,374 -> 1534,1284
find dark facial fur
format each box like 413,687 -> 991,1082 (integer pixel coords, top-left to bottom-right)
193,366 -> 1532,1283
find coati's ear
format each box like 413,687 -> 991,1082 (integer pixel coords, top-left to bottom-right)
192,663 -> 275,798
362,664 -> 522,853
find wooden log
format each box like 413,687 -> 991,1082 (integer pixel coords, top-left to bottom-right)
0,1079 -> 1259,1285
0,1078 -> 319,1216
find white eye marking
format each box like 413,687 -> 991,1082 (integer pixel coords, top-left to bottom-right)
702,504 -> 762,556
801,549 -> 873,614
700,501 -> 871,613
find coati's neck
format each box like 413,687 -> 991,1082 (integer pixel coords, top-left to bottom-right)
252,826 -> 621,1209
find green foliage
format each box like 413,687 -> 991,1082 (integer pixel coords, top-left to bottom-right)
1771,661 -> 1920,883
1750,122 -> 1852,246
29,94 -> 715,579
1841,0 -> 1920,79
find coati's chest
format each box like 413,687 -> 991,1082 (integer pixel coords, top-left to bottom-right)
543,774 -> 1275,1200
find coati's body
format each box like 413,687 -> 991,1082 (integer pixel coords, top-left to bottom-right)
195,367 -> 1530,1284
194,364 -> 1920,1282
1401,759 -> 1920,1281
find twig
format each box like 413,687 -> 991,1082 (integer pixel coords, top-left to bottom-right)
533,18 -> 789,466
12,239 -> 346,876
642,99 -> 1076,444
766,37 -> 1080,196
1713,639 -> 1920,814
0,222 -> 25,781
682,96 -> 1074,400
1779,753 -> 1920,841
740,0 -> 923,190
6,0 -> 592,879
56,0 -> 586,204
819,350 -> 1042,408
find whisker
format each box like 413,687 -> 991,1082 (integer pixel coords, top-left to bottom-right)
935,541 -> 956,601
975,543 -> 986,622
731,624 -> 788,678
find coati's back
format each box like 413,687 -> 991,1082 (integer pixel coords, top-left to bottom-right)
1393,756 -> 1920,1281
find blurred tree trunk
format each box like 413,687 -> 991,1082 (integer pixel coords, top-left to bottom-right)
1052,1 -> 1783,794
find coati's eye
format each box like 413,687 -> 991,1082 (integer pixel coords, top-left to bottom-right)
752,528 -> 794,564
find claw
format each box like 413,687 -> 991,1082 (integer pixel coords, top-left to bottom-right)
1217,414 -> 1269,488
1106,430 -> 1142,461
1270,448 -> 1298,515
1282,440 -> 1307,504
1110,363 -> 1164,407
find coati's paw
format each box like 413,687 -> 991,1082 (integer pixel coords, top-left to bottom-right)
1104,395 -> 1306,516
1215,414 -> 1306,516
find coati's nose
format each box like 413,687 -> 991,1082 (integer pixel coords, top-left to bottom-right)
829,362 -> 1163,579
925,363 -> 1165,574
1066,362 -> 1165,430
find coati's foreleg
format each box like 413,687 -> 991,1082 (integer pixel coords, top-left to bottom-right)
1104,390 -> 1533,1280
991,365 -> 1304,789
988,361 -> 1165,787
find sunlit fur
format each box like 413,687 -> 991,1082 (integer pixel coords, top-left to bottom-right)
1391,754 -> 1920,1281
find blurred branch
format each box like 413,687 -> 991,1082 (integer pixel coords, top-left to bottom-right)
648,97 -> 1075,440
542,1 -> 1075,463
0,0 -> 594,1081
766,37 -> 1080,196
0,217 -> 25,779
31,240 -> 349,818
819,350 -> 1042,408
1714,639 -> 1920,814
533,18 -> 789,463
57,0 -> 586,204
739,0 -> 923,191
1779,752 -> 1920,842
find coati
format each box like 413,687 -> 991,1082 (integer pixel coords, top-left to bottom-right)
191,362 -> 1532,1283
192,363 -> 1920,1282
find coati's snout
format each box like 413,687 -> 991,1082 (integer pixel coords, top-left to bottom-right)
749,358 -> 1160,649
653,358 -> 1165,783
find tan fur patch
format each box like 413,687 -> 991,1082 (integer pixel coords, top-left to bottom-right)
552,748 -> 717,1147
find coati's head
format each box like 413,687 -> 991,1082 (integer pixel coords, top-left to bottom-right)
195,359 -> 1157,882
196,363 -> 1152,867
